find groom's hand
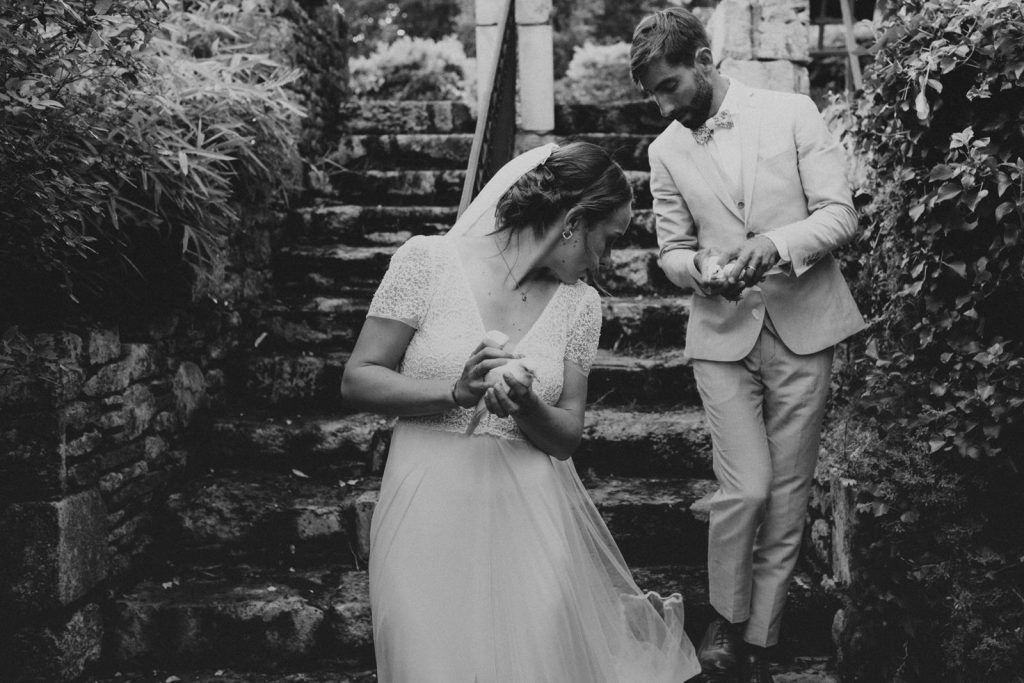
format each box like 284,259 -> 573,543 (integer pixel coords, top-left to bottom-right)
723,235 -> 780,288
694,248 -> 728,294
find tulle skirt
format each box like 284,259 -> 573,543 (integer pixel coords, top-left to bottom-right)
369,423 -> 701,682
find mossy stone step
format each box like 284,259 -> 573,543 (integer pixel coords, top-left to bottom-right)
107,561 -> 835,678
110,563 -> 372,672
249,294 -> 689,353
338,100 -> 474,134
205,405 -> 710,482
589,348 -> 699,406
276,244 -> 674,298
330,133 -> 474,170
230,346 -> 697,409
335,100 -> 668,137
578,406 -> 711,478
554,100 -> 668,136
327,132 -> 659,171
517,132 -> 658,171
321,169 -> 652,208
162,469 -> 716,567
290,204 -> 659,248
162,470 -> 381,564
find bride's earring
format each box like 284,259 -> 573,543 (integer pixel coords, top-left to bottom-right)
561,228 -> 574,241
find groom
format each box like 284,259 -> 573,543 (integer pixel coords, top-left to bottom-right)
630,8 -> 865,682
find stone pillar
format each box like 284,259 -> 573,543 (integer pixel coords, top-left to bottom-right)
474,0 -> 504,112
709,0 -> 810,94
515,0 -> 554,133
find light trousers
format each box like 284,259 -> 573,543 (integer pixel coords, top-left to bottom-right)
692,316 -> 833,647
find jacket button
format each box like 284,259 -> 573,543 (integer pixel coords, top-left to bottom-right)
746,232 -> 755,238
737,201 -> 745,210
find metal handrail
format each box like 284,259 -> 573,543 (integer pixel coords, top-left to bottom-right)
457,0 -> 517,217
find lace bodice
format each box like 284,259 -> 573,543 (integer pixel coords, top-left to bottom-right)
366,235 -> 602,441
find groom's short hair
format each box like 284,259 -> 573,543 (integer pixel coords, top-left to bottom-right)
630,7 -> 711,86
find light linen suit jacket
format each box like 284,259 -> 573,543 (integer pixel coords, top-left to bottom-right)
650,81 -> 866,361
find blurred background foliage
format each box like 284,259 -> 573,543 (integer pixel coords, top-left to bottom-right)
0,0 -> 319,322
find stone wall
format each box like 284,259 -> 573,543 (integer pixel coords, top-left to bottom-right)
0,214 -> 278,682
708,0 -> 811,94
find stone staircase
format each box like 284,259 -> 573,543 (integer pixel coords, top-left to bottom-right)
92,100 -> 838,682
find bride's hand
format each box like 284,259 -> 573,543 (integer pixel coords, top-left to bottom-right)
484,372 -> 539,419
453,342 -> 516,408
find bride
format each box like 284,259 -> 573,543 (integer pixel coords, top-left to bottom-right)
341,141 -> 700,682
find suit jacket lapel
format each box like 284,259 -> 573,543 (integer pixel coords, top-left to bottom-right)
680,129 -> 743,221
739,88 -> 762,223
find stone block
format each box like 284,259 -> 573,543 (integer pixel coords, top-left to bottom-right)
60,400 -> 103,435
719,58 -> 809,94
111,584 -> 325,667
325,571 -> 373,654
830,476 -> 858,586
752,0 -> 809,61
0,411 -> 66,496
710,0 -> 754,63
60,429 -> 102,461
87,327 -> 121,366
83,343 -> 159,397
97,439 -> 146,474
99,384 -> 157,441
0,490 -> 107,615
173,361 -> 207,428
2,603 -> 103,682
516,0 -> 552,24
33,331 -> 84,367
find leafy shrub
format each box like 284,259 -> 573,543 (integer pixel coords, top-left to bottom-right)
349,35 -> 472,102
0,0 -> 302,321
827,0 -> 1024,678
557,41 -> 643,104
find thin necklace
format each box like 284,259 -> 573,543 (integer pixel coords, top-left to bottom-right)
497,247 -> 530,302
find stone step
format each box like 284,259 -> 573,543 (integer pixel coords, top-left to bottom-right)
577,406 -> 711,478
290,204 -> 658,248
89,661 -> 838,683
161,470 -> 381,565
599,295 -> 690,352
206,411 -> 392,480
87,671 -> 378,683
107,561 -> 835,676
330,133 -> 474,170
275,244 -> 674,298
109,562 -> 374,671
338,100 -> 474,134
250,294 -> 689,354
229,346 -> 696,409
517,132 -> 657,171
335,100 -> 667,137
554,100 -> 668,136
321,169 -> 652,208
327,132 -> 658,172
228,350 -> 349,408
589,348 -> 699,406
161,469 -> 716,567
204,405 -> 711,482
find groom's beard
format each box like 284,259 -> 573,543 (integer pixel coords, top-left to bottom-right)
678,72 -> 714,130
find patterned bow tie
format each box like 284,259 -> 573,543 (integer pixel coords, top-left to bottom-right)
692,109 -> 734,145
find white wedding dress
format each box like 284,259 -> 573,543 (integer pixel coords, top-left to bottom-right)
367,234 -> 700,682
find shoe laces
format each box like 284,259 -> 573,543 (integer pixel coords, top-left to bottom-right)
713,621 -> 734,649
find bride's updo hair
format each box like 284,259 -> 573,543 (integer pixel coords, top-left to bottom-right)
494,141 -> 632,236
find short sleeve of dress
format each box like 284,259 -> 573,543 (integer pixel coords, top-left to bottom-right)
564,285 -> 602,375
367,235 -> 435,329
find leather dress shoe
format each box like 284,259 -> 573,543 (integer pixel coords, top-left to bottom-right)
697,616 -> 740,674
740,647 -> 775,683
